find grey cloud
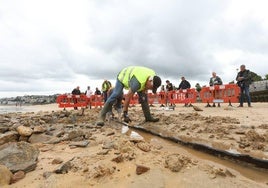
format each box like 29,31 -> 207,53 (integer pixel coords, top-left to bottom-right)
0,0 -> 267,97
83,0 -> 228,82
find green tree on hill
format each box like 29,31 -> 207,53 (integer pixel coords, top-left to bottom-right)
250,71 -> 262,82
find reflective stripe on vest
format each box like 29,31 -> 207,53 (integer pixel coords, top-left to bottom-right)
118,67 -> 135,84
118,66 -> 156,91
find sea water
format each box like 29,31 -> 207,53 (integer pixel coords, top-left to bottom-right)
0,105 -> 30,114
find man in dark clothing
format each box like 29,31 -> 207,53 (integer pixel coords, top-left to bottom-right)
236,64 -> 252,107
165,80 -> 174,91
166,80 -> 175,106
95,87 -> 102,95
178,77 -> 191,107
72,86 -> 81,110
178,77 -> 191,90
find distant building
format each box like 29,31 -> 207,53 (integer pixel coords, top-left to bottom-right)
250,80 -> 268,92
249,80 -> 268,102
0,95 -> 57,105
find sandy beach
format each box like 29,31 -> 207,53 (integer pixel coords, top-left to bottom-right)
0,102 -> 268,188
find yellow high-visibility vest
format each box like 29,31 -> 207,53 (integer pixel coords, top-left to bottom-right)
117,66 -> 156,92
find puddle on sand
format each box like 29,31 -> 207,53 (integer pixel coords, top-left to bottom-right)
131,128 -> 268,184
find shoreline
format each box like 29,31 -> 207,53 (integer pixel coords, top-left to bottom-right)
0,103 -> 60,114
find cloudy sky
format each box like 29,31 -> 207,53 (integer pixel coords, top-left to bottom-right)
0,0 -> 268,98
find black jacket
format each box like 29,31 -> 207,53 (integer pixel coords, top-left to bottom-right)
95,89 -> 101,95
236,70 -> 252,87
72,88 -> 81,95
178,80 -> 191,89
166,83 -> 174,91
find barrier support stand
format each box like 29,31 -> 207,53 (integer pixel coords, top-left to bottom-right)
228,100 -> 232,106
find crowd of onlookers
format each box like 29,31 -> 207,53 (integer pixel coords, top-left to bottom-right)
71,77 -> 193,108
71,80 -> 111,101
71,64 -> 252,109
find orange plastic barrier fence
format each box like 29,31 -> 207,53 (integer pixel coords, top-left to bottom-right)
199,84 -> 240,104
56,85 -> 239,109
56,94 -> 88,108
147,93 -> 159,106
56,94 -> 104,108
165,89 -> 198,104
158,91 -> 167,106
128,93 -> 159,106
56,89 -> 199,109
90,95 -> 104,108
129,94 -> 139,107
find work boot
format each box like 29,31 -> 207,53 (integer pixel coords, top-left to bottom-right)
106,111 -> 114,123
141,101 -> 159,122
96,102 -> 112,126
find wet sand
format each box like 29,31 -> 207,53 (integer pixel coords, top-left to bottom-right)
2,102 -> 268,188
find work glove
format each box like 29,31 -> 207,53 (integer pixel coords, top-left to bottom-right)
123,111 -> 132,123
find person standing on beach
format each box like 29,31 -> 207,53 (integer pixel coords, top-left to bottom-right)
102,79 -> 112,102
178,76 -> 191,107
94,87 -> 101,95
159,85 -> 166,107
165,80 -> 175,106
85,86 -> 93,109
72,86 -> 81,110
208,72 -> 223,107
96,66 -> 162,126
236,64 -> 252,107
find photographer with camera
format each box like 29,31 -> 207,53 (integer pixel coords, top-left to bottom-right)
236,64 -> 252,107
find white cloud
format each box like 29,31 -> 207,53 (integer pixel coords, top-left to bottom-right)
0,0 -> 268,98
